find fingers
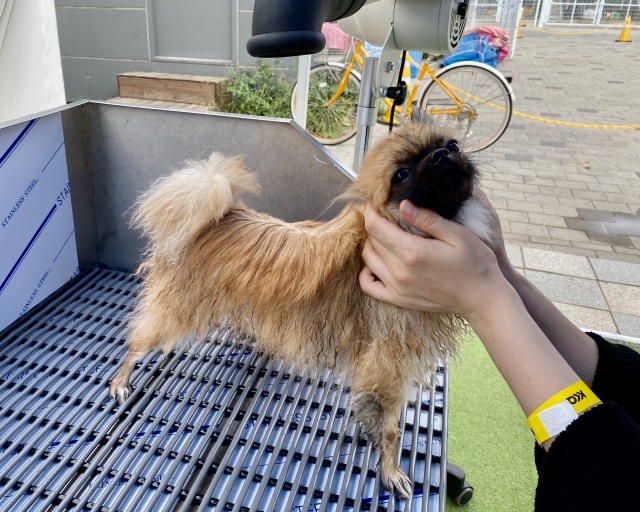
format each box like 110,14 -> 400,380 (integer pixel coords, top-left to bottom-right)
361,238 -> 392,285
399,200 -> 466,245
364,204 -> 414,249
359,265 -> 391,303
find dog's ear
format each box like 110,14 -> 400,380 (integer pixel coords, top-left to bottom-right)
410,110 -> 434,126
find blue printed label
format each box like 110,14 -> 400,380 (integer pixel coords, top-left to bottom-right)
0,113 -> 78,331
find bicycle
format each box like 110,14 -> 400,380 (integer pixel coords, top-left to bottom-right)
291,40 -> 514,151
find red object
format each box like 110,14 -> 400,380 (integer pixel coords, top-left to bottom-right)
464,26 -> 510,61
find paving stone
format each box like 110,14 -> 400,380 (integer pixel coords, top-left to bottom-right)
503,232 -> 530,243
553,302 -> 618,333
590,258 -> 640,286
327,30 -> 640,257
505,243 -> 524,268
551,246 -> 596,258
538,186 -> 573,198
547,227 -> 590,242
541,204 -> 578,217
571,242 -> 614,252
592,202 -> 632,214
523,193 -> 560,206
563,217 -> 607,234
556,180 -> 587,190
612,313 -> 640,338
603,218 -> 640,237
525,270 -> 608,309
586,183 -> 621,194
510,222 -> 549,237
572,190 -> 608,201
530,237 -> 570,247
523,247 -> 595,278
525,213 -> 565,228
588,233 -> 633,248
495,209 -> 528,223
576,208 -> 617,222
504,154 -> 534,162
507,200 -> 543,213
595,252 -> 640,264
600,282 -> 640,316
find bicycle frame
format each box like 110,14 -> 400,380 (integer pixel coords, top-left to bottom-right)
324,42 -> 467,117
324,41 -> 364,108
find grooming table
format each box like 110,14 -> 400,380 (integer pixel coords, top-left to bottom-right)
0,103 -> 449,511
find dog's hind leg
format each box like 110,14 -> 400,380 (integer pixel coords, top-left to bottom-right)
351,354 -> 413,499
109,320 -> 172,405
109,343 -> 147,405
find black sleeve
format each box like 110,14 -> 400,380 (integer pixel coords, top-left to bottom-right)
586,332 -> 640,424
535,403 -> 640,512
534,334 -> 640,511
535,333 -> 640,472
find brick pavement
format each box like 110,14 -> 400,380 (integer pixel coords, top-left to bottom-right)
484,28 -> 640,263
328,28 -> 640,263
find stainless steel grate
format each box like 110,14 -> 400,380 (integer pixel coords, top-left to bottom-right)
0,269 -> 449,511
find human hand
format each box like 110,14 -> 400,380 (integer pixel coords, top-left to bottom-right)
359,200 -> 513,322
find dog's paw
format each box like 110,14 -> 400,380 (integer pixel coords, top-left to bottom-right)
109,379 -> 132,405
380,466 -> 412,500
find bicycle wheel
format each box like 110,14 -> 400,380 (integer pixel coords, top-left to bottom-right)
418,63 -> 512,152
291,63 -> 361,145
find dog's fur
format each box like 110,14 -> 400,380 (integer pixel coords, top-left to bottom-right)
109,117 -> 493,498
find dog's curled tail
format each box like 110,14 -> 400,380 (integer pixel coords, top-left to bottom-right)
131,152 -> 260,263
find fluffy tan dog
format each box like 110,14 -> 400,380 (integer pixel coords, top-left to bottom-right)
109,116 -> 493,498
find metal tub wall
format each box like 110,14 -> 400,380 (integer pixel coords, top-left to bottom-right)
61,102 -> 355,272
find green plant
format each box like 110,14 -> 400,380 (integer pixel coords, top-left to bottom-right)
217,61 -> 292,118
305,67 -> 359,141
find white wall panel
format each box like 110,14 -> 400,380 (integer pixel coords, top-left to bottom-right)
0,112 -> 78,331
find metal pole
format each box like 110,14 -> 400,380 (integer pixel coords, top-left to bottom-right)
353,56 -> 379,173
470,0 -> 478,27
533,0 -> 543,27
538,0 -> 552,27
595,0 -> 605,27
295,54 -> 311,129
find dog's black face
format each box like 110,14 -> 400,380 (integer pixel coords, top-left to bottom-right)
388,136 -> 478,220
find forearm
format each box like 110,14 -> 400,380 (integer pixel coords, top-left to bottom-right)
467,284 -> 581,418
497,257 -> 599,386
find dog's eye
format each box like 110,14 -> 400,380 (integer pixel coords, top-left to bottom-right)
392,168 -> 411,185
445,140 -> 459,153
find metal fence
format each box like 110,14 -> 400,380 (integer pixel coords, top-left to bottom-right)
530,0 -> 639,26
467,0 -> 524,56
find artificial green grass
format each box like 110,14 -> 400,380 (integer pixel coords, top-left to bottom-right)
446,335 -> 538,511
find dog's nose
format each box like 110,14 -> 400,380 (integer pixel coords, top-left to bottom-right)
429,148 -> 451,164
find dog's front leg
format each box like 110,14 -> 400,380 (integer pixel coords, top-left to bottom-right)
350,353 -> 412,500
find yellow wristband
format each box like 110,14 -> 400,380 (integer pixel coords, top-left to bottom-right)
526,381 -> 600,444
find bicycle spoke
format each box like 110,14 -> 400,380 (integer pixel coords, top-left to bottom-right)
420,65 -> 511,151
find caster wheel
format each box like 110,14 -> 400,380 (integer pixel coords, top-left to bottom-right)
447,462 -> 474,505
450,481 -> 474,505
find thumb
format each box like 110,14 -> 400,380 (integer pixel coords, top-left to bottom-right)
400,200 -> 463,243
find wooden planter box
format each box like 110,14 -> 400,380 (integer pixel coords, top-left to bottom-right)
117,72 -> 230,107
